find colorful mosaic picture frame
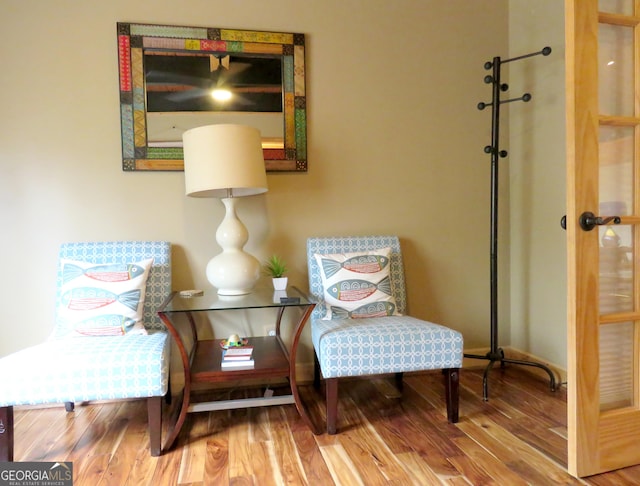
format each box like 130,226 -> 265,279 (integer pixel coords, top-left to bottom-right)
117,22 -> 307,172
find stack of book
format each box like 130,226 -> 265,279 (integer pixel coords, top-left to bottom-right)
221,345 -> 254,369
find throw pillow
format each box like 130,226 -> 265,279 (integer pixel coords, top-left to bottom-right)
56,258 -> 153,336
314,247 -> 400,319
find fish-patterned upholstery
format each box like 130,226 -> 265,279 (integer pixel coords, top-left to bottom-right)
0,241 -> 171,458
307,236 -> 463,433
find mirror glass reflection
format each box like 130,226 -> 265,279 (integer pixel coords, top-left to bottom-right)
145,53 -> 284,150
145,53 -> 283,112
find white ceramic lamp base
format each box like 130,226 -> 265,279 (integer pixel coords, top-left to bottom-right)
207,197 -> 260,295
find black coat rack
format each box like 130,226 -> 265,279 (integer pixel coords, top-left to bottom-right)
464,46 -> 558,401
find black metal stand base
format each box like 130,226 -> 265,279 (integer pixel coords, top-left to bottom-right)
464,348 -> 557,401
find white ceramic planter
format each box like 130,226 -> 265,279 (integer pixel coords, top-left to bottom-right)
272,277 -> 288,290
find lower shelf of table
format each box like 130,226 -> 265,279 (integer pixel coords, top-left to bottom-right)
190,336 -> 291,383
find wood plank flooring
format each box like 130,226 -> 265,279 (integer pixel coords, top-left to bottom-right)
10,366 -> 640,485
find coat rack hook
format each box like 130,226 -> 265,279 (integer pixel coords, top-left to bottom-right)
503,46 -> 552,64
500,93 -> 532,105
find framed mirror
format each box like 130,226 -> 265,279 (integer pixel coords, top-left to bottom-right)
117,23 -> 307,172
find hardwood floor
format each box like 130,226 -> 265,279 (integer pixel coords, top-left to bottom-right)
11,366 -> 640,485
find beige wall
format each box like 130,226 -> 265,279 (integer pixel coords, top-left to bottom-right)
509,0 -> 567,368
1,1 -> 569,370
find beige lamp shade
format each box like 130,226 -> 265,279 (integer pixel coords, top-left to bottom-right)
183,124 -> 268,198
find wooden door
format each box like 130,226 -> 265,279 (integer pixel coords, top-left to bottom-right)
566,0 -> 640,477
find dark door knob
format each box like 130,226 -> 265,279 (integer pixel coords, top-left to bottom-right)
579,211 -> 621,231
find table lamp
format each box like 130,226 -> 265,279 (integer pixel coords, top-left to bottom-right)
183,124 -> 268,295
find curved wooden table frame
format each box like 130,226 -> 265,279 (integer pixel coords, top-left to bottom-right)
157,289 -> 318,452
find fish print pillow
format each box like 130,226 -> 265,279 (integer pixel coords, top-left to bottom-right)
55,258 -> 154,337
314,247 -> 401,320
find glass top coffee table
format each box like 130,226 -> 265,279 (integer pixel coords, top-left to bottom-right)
157,286 -> 318,451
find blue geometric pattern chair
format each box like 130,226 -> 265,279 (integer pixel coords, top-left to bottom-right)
307,236 -> 463,434
0,241 -> 171,459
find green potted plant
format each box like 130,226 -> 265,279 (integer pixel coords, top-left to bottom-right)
263,255 -> 288,290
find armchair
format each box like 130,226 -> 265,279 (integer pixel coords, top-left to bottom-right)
0,241 -> 171,460
307,236 -> 463,434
